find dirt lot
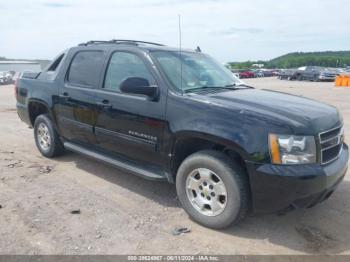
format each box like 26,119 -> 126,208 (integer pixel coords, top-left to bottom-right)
0,78 -> 349,255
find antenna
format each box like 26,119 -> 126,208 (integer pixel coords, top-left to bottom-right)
178,14 -> 183,92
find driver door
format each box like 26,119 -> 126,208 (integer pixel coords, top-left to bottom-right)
94,51 -> 167,166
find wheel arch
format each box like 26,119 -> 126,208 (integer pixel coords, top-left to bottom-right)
27,99 -> 55,127
170,131 -> 250,181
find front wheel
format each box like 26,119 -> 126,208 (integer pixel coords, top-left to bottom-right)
176,150 -> 249,229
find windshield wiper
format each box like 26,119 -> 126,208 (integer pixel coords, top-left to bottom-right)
224,83 -> 237,88
225,83 -> 254,89
184,83 -> 254,93
184,86 -> 224,93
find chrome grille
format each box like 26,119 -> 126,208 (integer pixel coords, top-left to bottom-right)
319,126 -> 344,164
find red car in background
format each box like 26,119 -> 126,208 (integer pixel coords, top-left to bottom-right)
239,71 -> 255,78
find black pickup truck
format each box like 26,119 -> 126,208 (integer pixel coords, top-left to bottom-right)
16,40 -> 348,229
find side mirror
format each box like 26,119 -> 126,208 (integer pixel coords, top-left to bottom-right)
120,77 -> 158,98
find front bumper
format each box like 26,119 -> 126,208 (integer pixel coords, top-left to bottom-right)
246,143 -> 348,214
319,75 -> 336,81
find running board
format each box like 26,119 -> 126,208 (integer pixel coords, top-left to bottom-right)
63,142 -> 167,181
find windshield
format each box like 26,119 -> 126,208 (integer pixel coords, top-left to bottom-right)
151,51 -> 242,92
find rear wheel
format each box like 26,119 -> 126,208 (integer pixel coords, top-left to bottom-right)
34,114 -> 65,158
176,150 -> 249,229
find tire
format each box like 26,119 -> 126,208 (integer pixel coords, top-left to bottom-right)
176,150 -> 249,229
34,114 -> 65,158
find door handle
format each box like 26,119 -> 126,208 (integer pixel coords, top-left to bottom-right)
59,92 -> 70,99
96,100 -> 112,108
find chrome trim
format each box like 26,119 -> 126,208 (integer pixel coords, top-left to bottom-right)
321,142 -> 341,152
322,145 -> 343,165
319,125 -> 343,165
320,135 -> 341,144
319,125 -> 342,137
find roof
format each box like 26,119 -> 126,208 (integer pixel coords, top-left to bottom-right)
0,61 -> 40,65
76,39 -> 196,53
78,39 -> 165,47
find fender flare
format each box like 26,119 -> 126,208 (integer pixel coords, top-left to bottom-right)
170,130 -> 249,161
27,98 -> 57,128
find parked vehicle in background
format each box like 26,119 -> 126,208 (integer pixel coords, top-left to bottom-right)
6,71 -> 16,84
261,70 -> 274,77
0,71 -> 12,85
15,40 -> 348,229
0,72 -> 6,85
239,70 -> 255,78
6,72 -> 13,84
278,67 -> 339,82
317,69 -> 339,81
278,69 -> 298,80
255,71 -> 264,78
232,69 -> 278,79
296,66 -> 338,82
272,70 -> 280,76
11,72 -> 21,84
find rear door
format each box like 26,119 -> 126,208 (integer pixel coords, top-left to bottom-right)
56,49 -> 106,145
303,67 -> 314,80
94,50 -> 167,167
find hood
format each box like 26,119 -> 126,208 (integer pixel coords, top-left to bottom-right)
192,89 -> 341,134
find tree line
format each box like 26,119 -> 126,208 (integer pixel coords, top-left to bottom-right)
228,51 -> 350,69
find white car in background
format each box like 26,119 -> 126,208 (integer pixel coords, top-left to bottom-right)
0,71 -> 15,85
0,72 -> 7,85
255,71 -> 264,77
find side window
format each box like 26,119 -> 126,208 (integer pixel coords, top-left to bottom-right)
67,51 -> 104,88
48,54 -> 65,72
104,52 -> 154,92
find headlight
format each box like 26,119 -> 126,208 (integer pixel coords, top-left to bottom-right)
269,134 -> 317,164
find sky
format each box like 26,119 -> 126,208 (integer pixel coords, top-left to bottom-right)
1,0 -> 350,63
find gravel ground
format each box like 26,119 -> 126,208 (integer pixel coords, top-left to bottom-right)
0,77 -> 349,255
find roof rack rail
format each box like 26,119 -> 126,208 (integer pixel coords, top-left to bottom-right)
78,39 -> 165,47
110,39 -> 165,46
78,40 -> 110,46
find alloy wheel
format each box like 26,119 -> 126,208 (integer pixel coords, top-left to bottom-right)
37,122 -> 51,151
185,168 -> 228,216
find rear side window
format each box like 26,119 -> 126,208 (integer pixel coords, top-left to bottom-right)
48,54 -> 65,72
67,51 -> 104,88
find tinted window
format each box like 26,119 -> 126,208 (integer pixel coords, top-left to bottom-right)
67,51 -> 104,88
104,52 -> 154,92
48,54 -> 64,72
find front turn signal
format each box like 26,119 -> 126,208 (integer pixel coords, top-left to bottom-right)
269,134 -> 281,164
